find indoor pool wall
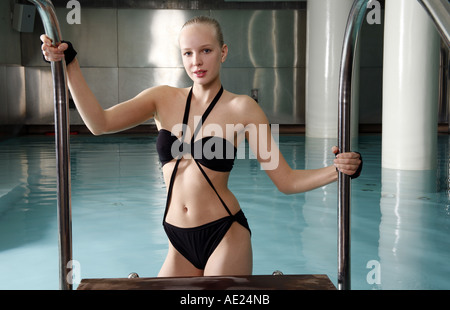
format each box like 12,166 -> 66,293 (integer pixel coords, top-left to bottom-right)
1,134 -> 449,290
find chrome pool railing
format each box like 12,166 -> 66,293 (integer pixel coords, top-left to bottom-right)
338,0 -> 450,291
27,0 -> 72,290
337,0 -> 369,291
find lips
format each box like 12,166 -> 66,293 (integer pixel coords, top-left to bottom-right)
193,70 -> 207,78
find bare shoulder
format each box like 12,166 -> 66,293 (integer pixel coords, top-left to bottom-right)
225,90 -> 268,125
136,85 -> 189,111
139,85 -> 185,101
149,85 -> 190,126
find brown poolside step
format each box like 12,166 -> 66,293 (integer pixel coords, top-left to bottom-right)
77,274 -> 336,290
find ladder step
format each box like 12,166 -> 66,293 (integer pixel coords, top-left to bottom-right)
77,274 -> 336,290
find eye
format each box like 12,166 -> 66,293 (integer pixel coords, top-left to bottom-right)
183,51 -> 192,56
203,49 -> 211,54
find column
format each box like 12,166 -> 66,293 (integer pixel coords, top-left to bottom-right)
382,0 -> 440,170
306,0 -> 359,140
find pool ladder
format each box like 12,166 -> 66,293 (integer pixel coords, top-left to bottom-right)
338,0 -> 450,290
27,0 -> 450,290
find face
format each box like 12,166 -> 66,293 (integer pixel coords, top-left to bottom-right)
179,23 -> 228,86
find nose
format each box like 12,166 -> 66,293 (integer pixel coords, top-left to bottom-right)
193,53 -> 203,66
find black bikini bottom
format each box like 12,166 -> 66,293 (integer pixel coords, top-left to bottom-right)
163,209 -> 251,270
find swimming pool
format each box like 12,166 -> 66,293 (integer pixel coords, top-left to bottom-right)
1,134 -> 449,290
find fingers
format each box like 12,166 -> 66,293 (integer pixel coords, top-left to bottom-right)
335,151 -> 361,160
40,34 -> 52,45
331,146 -> 360,159
335,164 -> 360,176
334,151 -> 361,176
40,34 -> 68,62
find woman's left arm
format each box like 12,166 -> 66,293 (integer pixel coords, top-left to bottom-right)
241,97 -> 361,195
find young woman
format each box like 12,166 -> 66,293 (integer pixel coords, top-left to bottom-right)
41,16 -> 362,277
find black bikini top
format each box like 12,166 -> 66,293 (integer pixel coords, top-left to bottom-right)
156,86 -> 237,172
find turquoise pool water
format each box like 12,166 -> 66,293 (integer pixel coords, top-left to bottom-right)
0,134 -> 449,290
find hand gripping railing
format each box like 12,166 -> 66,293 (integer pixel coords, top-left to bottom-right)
27,0 -> 73,290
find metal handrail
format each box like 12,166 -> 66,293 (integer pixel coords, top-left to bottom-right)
337,0 -> 368,291
27,0 -> 72,290
338,0 -> 450,291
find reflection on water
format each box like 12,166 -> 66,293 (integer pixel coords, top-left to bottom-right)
0,135 -> 449,289
301,137 -> 338,280
380,168 -> 450,289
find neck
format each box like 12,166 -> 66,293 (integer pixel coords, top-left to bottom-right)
192,81 -> 222,105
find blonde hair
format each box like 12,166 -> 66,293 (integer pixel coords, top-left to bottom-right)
182,16 -> 224,47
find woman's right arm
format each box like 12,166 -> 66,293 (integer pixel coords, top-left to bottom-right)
41,35 -> 158,135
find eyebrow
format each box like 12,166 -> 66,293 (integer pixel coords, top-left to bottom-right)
181,44 -> 215,51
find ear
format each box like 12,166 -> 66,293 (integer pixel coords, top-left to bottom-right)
221,44 -> 228,63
